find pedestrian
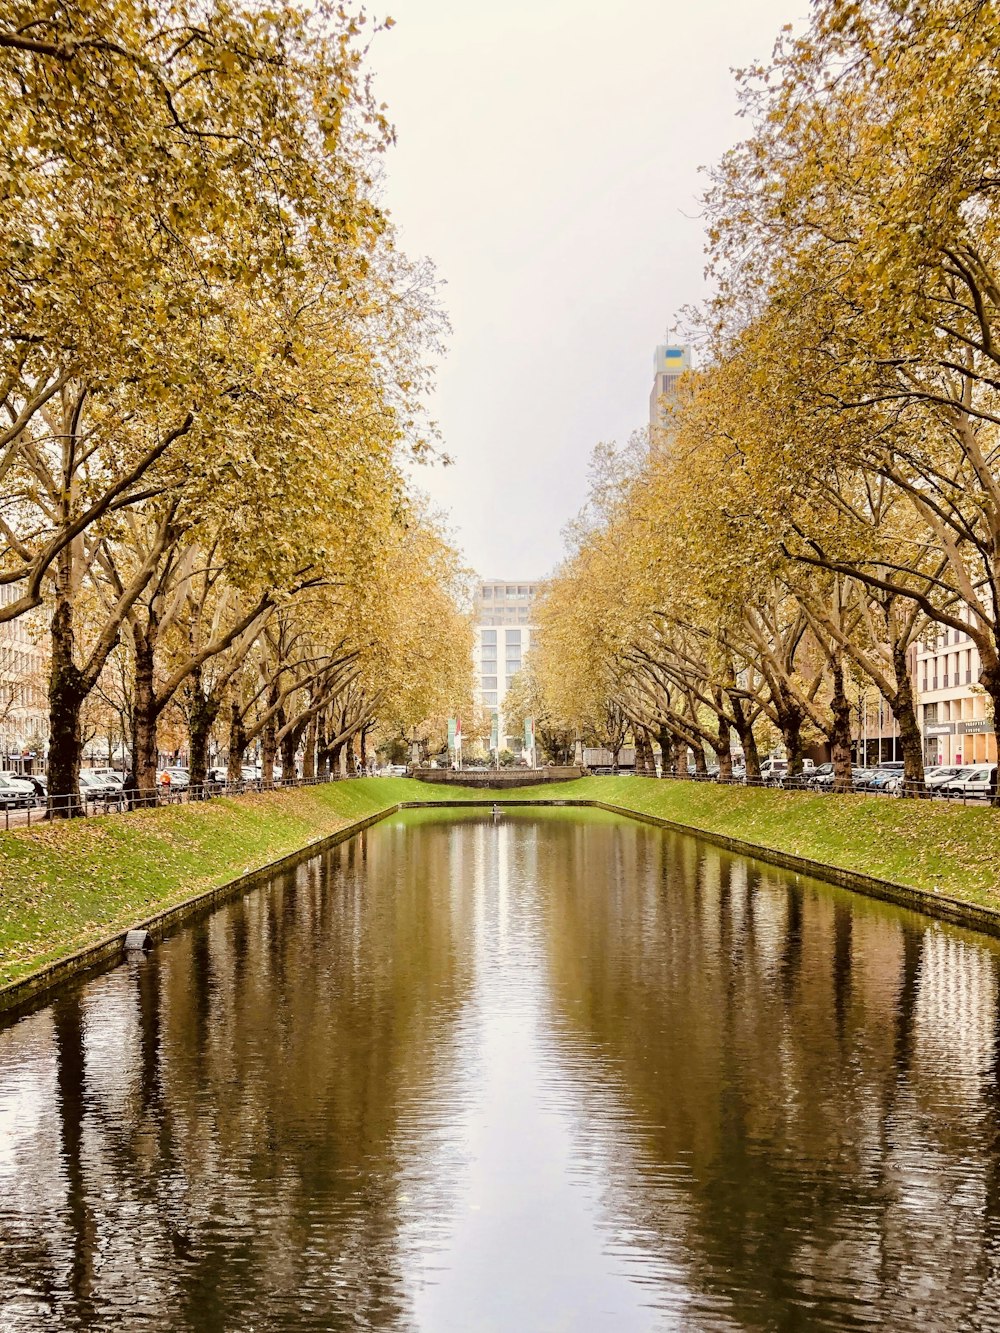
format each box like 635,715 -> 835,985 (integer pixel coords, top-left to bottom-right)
123,768 -> 139,811
159,768 -> 172,802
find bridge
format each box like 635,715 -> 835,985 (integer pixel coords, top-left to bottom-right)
411,766 -> 585,787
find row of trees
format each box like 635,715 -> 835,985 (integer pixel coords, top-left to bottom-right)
527,0 -> 1000,800
0,0 -> 470,807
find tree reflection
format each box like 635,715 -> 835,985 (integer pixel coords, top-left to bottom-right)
538,815 -> 1000,1329
0,822 -> 476,1330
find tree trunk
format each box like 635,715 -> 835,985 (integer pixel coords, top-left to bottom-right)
330,738 -> 345,777
656,728 -> 674,777
776,698 -> 805,777
188,670 -> 220,796
633,732 -> 646,775
892,641 -> 925,797
130,627 -> 158,797
280,724 -> 299,780
303,715 -> 317,780
731,699 -> 761,781
713,703 -> 733,780
692,745 -> 707,776
261,684 -> 278,784
48,596 -> 86,815
647,731 -> 660,775
360,726 -> 370,775
227,701 -> 247,782
316,712 -> 333,778
829,655 -> 853,794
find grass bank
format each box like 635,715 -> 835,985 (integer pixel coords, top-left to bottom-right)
0,778 -> 421,988
483,775 -> 1000,908
2,773 -> 999,992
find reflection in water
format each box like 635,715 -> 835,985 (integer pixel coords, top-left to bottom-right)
2,807 -> 1000,1329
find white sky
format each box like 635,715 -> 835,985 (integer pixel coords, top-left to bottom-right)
371,0 -> 803,581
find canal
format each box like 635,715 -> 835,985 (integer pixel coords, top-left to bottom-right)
2,806 -> 1000,1329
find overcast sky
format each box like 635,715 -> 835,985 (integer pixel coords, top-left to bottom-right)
371,0 -> 802,581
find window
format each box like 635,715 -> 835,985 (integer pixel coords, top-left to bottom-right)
505,629 -> 521,646
482,630 -> 496,646
480,586 -> 492,599
482,691 -> 498,705
480,676 -> 497,691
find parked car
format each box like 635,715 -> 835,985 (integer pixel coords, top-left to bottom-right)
759,758 -> 788,784
940,764 -> 998,801
0,772 -> 42,805
0,774 -> 33,808
79,769 -> 122,803
205,768 -> 229,790
782,764 -> 818,789
925,765 -> 966,791
161,767 -> 190,789
850,768 -> 880,790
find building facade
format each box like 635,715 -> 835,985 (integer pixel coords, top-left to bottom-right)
649,342 -> 692,433
915,622 -> 997,766
473,580 -> 539,755
0,586 -> 48,771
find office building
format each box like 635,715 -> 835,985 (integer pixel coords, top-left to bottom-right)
915,620 -> 997,766
0,587 -> 48,770
474,580 -> 539,754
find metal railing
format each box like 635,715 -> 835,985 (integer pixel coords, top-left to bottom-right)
0,770 -> 377,830
626,769 -> 997,803
1,765 -> 995,830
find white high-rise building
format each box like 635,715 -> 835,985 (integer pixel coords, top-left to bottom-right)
649,342 -> 692,434
473,580 -> 539,754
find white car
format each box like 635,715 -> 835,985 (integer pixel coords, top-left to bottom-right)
941,764 -> 997,801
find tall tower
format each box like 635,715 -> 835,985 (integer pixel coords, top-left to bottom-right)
649,342 -> 692,434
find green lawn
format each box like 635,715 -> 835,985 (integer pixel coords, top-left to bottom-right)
0,779 -> 415,987
1,774 -> 998,990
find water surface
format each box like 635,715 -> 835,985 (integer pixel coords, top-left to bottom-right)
2,806 -> 1000,1329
